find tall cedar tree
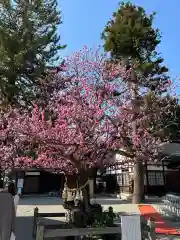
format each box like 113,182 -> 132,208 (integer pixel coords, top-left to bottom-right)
102,1 -> 168,90
101,2 -> 170,203
0,0 -> 66,107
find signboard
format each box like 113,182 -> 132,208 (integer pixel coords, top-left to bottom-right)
17,178 -> 24,188
17,188 -> 22,195
25,172 -> 40,176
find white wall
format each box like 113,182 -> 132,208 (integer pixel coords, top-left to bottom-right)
106,153 -> 132,174
106,153 -> 168,175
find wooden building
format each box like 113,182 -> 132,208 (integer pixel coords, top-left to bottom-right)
104,162 -> 180,195
101,142 -> 180,196
9,169 -> 65,195
7,142 -> 180,196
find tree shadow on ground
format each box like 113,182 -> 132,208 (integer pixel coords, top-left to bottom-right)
19,194 -> 164,206
91,198 -> 128,205
16,213 -> 178,240
19,197 -> 63,206
19,196 -> 124,206
16,216 -> 66,240
16,216 -> 34,240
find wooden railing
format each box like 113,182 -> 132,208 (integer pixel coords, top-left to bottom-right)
36,223 -> 122,240
32,207 -> 66,238
34,212 -> 156,240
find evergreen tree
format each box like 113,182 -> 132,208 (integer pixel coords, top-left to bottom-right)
0,0 -> 66,106
101,1 -> 168,90
101,2 -> 170,203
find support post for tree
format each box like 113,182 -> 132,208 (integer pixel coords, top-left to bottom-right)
132,161 -> 144,203
130,67 -> 145,204
0,168 -> 2,188
89,179 -> 94,198
82,184 -> 90,211
145,163 -> 149,194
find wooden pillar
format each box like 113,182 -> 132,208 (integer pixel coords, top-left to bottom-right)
89,179 -> 94,198
162,161 -> 166,193
147,218 -> 156,240
145,163 -> 149,194
36,223 -> 44,240
32,207 -> 39,238
0,168 -> 3,188
132,161 -> 144,203
61,174 -> 65,191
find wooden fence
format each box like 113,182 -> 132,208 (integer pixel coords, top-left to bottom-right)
32,207 -> 66,237
36,223 -> 122,239
33,207 -> 156,240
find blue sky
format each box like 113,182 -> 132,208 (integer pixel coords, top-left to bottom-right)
59,0 -> 180,77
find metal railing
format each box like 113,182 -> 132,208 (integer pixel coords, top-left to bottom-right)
161,194 -> 180,219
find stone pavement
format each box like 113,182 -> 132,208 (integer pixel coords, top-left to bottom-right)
152,204 -> 180,240
16,196 -> 180,240
16,196 -> 139,240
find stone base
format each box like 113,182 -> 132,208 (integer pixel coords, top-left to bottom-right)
118,192 -> 132,200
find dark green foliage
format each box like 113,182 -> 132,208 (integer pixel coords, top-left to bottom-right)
86,206 -> 120,240
0,0 -> 66,106
101,2 -> 178,203
101,1 -> 168,90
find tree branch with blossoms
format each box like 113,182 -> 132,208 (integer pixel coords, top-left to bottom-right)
0,46 -> 179,205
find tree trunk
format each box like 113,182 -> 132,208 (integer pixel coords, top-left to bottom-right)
0,168 -> 2,188
63,171 -> 91,211
82,184 -> 90,211
132,161 -> 144,203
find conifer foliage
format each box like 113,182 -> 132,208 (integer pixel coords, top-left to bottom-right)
101,1 -> 169,90
0,0 -> 66,106
101,2 -> 171,202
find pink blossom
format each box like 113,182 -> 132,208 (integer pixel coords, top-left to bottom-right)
0,47 -> 178,173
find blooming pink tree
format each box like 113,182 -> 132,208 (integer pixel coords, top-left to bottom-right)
0,46 -> 178,204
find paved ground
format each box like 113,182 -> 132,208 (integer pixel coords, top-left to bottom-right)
16,196 -> 140,240
17,196 -> 140,216
16,196 -> 180,240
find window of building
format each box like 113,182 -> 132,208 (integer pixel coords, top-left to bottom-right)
123,173 -> 130,185
117,173 -> 130,186
148,171 -> 164,186
117,175 -> 123,186
155,172 -> 164,185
